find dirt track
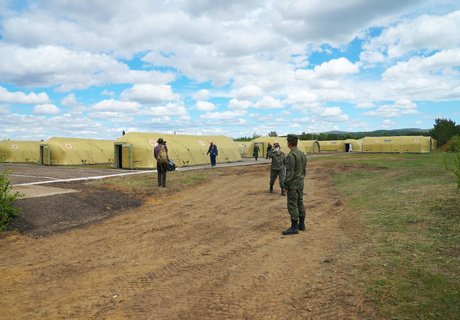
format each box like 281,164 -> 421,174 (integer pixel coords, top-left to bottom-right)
0,163 -> 373,319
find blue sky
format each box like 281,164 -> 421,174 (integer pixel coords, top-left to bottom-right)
1,0 -> 459,140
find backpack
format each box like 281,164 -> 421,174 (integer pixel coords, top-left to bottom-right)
157,145 -> 168,164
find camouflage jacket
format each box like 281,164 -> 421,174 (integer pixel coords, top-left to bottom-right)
268,149 -> 286,170
284,147 -> 307,190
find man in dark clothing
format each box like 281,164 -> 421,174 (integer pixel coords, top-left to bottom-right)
268,142 -> 286,195
253,144 -> 260,160
154,138 -> 168,187
207,142 -> 218,167
282,134 -> 307,235
266,142 -> 272,159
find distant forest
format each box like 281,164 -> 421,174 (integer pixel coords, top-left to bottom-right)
298,128 -> 430,141
234,128 -> 430,142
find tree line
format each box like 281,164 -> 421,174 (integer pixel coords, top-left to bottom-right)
234,118 -> 460,147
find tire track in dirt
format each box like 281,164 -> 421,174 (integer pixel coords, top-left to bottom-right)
0,162 -> 373,319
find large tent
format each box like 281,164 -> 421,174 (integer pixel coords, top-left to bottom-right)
114,132 -> 242,169
0,140 -> 41,163
40,137 -> 114,165
318,140 -> 346,152
247,137 -> 320,157
361,136 -> 436,153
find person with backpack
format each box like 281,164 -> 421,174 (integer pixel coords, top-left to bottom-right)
154,138 -> 169,187
207,142 -> 218,167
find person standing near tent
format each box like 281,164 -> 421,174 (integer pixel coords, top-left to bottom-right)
282,134 -> 307,235
154,138 -> 168,187
268,142 -> 286,196
207,142 -> 218,167
266,142 -> 272,159
253,143 -> 260,161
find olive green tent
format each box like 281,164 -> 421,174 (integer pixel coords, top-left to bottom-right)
362,136 -> 435,153
318,140 -> 346,152
40,137 -> 114,165
114,132 -> 242,169
247,137 -> 320,157
0,140 -> 41,163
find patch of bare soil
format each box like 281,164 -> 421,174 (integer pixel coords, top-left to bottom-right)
10,182 -> 143,236
0,163 -> 375,319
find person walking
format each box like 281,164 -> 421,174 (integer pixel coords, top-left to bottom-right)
268,142 -> 286,196
154,138 -> 168,187
282,134 -> 307,235
253,143 -> 260,161
207,142 -> 218,167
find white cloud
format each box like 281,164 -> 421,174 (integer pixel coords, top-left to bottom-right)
192,89 -> 211,101
196,100 -> 216,111
0,44 -> 175,91
61,93 -> 79,106
382,119 -> 395,128
313,57 -> 359,77
143,102 -> 189,117
235,85 -> 263,99
361,10 -> 460,63
0,86 -> 50,104
253,96 -> 284,109
201,109 -> 247,120
121,84 -> 179,103
33,103 -> 61,115
91,99 -> 141,112
229,98 -> 252,109
365,99 -> 418,118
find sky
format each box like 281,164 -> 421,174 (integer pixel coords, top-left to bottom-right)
1,0 -> 460,140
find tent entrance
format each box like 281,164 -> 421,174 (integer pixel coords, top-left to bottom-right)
40,144 -> 50,165
345,143 -> 353,152
114,143 -> 133,169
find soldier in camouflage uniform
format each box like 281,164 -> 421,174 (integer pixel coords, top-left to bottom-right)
282,134 -> 308,235
268,142 -> 286,196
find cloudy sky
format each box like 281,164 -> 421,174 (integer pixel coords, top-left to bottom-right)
1,0 -> 460,140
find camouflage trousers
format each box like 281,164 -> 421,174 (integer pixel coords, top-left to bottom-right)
287,188 -> 306,220
270,169 -> 285,189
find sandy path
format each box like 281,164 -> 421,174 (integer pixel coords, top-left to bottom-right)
0,163 -> 372,319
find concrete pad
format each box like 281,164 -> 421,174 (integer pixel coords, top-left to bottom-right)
13,185 -> 79,199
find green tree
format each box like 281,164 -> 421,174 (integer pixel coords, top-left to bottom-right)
268,131 -> 278,137
430,118 -> 458,146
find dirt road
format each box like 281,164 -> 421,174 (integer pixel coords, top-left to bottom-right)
0,163 -> 373,319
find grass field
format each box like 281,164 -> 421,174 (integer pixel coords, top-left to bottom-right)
320,152 -> 460,319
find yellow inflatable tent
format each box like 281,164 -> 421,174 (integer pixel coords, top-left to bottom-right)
0,140 -> 41,163
247,137 -> 320,157
40,137 -> 114,165
318,140 -> 346,152
344,139 -> 363,152
114,132 -> 242,169
362,136 -> 435,153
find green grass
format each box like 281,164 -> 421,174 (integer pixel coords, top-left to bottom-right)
88,169 -> 210,197
316,152 -> 460,319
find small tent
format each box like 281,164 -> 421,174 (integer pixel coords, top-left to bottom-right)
114,132 -> 242,169
247,137 -> 320,157
40,137 -> 114,165
0,140 -> 41,163
361,136 -> 435,153
318,140 -> 346,152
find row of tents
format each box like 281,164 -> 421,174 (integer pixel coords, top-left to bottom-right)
0,134 -> 437,169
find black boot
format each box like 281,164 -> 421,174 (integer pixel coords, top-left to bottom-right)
298,216 -> 306,231
269,184 -> 273,193
281,189 -> 286,196
282,219 -> 299,235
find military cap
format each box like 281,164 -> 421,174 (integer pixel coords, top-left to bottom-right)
287,134 -> 298,143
